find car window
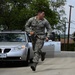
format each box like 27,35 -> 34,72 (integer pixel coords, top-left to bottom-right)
0,33 -> 26,42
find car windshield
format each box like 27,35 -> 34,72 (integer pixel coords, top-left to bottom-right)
0,33 -> 26,42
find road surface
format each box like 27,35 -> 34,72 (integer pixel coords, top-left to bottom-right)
1,51 -> 75,75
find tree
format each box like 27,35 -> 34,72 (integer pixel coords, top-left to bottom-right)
50,0 -> 67,33
0,0 -> 66,31
0,0 -> 32,30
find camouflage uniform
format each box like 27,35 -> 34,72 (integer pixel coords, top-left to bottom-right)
25,17 -> 52,63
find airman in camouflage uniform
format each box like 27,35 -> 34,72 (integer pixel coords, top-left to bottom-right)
25,10 -> 52,71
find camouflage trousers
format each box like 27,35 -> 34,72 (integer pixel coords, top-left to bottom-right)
31,35 -> 44,63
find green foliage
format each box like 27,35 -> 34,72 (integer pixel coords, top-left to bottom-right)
0,0 -> 32,30
51,0 -> 66,8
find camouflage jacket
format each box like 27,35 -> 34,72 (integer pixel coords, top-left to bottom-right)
25,17 -> 52,38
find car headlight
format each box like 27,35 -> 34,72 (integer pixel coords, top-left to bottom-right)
14,45 -> 26,50
21,45 -> 26,49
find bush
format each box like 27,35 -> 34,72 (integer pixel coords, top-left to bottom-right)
61,43 -> 75,51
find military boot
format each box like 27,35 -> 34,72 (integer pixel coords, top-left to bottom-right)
41,52 -> 46,61
30,62 -> 37,71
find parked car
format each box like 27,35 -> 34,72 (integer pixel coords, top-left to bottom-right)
0,31 -> 34,63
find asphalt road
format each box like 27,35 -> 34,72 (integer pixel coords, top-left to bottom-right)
1,51 -> 75,75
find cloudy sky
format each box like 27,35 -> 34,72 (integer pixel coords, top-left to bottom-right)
65,0 -> 75,34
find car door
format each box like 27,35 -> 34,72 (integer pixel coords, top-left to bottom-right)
27,34 -> 34,59
42,40 -> 55,57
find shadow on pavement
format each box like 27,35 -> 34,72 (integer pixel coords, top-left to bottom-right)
35,67 -> 75,73
0,61 -> 29,68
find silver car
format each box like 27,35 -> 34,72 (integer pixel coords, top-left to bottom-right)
0,31 -> 55,63
0,31 -> 34,63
